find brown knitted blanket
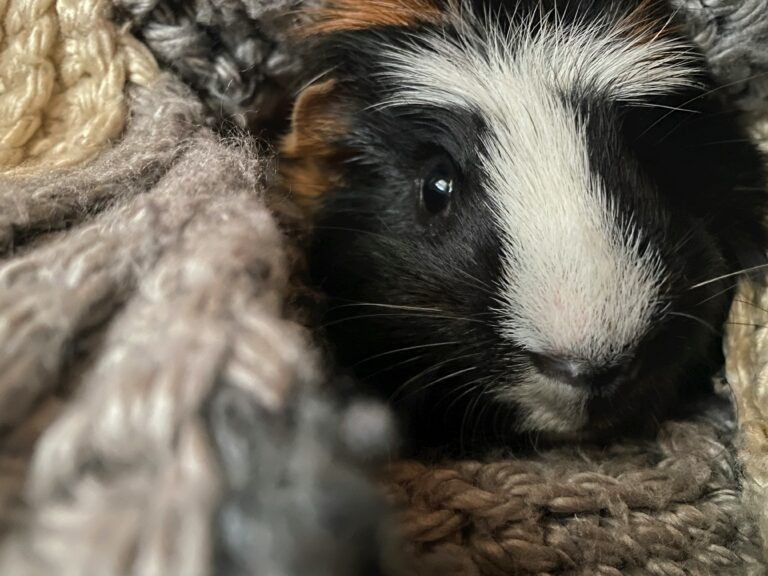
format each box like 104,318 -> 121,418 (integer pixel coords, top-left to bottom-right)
1,1 -> 768,575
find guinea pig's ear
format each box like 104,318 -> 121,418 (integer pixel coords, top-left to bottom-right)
279,79 -> 349,206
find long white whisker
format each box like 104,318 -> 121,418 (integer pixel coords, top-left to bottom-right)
362,354 -> 427,381
390,352 -> 483,402
694,282 -> 736,306
328,302 -> 446,313
443,375 -> 492,413
322,313 -> 488,329
638,70 -> 768,139
353,341 -> 461,366
419,366 -> 479,393
688,262 -> 768,290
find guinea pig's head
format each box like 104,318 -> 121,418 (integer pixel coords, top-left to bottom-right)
279,0 -> 768,444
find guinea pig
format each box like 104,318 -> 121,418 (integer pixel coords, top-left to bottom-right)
278,0 -> 768,446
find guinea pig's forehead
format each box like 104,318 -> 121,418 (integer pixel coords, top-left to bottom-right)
372,9 -> 696,111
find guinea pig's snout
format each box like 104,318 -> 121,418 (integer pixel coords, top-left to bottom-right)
528,351 -> 626,392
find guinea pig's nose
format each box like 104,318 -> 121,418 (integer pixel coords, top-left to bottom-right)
528,352 -> 622,390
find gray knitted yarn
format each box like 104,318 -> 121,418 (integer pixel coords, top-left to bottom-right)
674,0 -> 768,113
114,0 -> 311,132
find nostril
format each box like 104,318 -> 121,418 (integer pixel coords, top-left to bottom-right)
528,351 -> 623,390
528,352 -> 586,385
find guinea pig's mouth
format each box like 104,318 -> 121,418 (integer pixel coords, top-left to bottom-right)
494,353 -> 683,437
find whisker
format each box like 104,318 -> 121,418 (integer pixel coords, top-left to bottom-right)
687,262 -> 768,290
638,70 -> 768,139
731,298 -> 768,316
635,102 -> 699,114
668,311 -> 721,335
390,352 -> 483,402
461,383 -> 490,451
321,312 -> 488,329
353,340 -> 461,366
362,354 -> 427,381
670,227 -> 697,255
685,138 -> 754,148
495,398 -> 517,441
694,282 -> 737,307
443,376 -> 490,413
294,67 -> 338,96
453,267 -> 497,298
724,321 -> 768,329
328,300 -> 495,325
472,376 -> 504,446
464,387 -> 492,449
413,366 -> 479,399
328,302 -> 446,314
311,225 -> 403,243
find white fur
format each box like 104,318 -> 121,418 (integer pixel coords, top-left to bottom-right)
502,367 -> 589,432
377,6 -> 688,430
377,6 -> 696,107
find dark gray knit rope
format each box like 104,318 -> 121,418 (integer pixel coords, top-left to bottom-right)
115,0 -> 311,133
674,0 -> 768,112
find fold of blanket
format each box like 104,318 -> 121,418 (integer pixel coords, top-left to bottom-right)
0,76 -> 397,576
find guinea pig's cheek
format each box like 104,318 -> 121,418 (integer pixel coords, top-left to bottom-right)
493,368 -> 589,433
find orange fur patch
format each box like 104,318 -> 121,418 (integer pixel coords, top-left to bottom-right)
304,0 -> 442,35
279,80 -> 349,205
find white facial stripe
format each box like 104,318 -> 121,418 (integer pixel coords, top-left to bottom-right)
379,6 -> 674,366
485,94 -> 663,363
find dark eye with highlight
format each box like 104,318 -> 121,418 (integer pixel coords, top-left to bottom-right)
420,157 -> 457,216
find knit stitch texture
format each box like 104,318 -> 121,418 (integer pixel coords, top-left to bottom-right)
0,76 -> 398,576
115,0 -> 309,134
0,0 -> 158,173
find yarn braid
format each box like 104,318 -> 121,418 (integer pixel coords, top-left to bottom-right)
386,408 -> 765,575
0,0 -> 157,173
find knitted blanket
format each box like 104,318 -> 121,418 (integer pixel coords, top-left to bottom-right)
0,1 -> 767,575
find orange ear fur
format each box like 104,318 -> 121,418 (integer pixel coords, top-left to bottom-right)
279,80 -> 349,205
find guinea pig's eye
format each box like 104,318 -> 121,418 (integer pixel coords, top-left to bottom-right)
419,158 -> 457,216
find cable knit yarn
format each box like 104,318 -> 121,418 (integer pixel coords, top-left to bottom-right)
0,0 -> 158,172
